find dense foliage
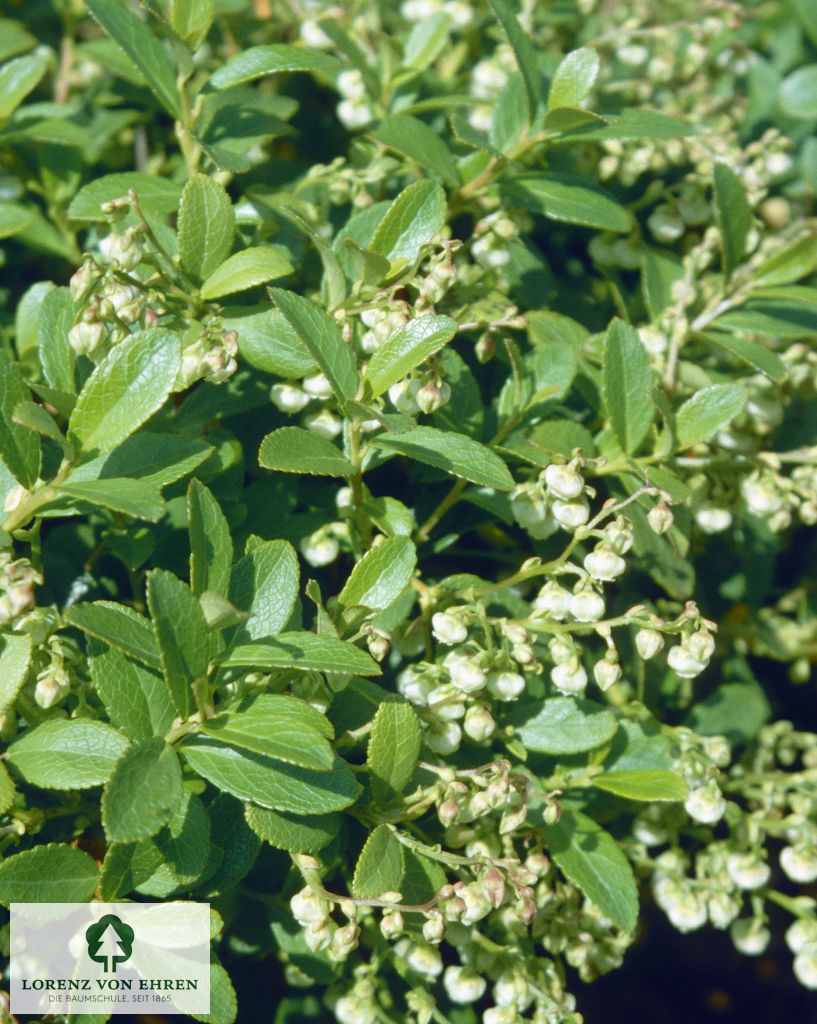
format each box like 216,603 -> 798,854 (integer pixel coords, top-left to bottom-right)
1,0 -> 817,1021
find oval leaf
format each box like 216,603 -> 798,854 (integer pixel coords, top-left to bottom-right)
504,697 -> 617,754
7,719 -> 130,790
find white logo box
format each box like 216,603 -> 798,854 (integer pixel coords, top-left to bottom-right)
10,902 -> 211,1016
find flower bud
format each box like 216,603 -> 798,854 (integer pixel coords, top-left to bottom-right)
444,652 -> 486,693
742,476 -> 783,517
422,911 -> 445,944
583,547 -> 626,581
552,498 -> 590,531
686,629 -> 715,662
300,531 -> 340,567
648,503 -> 674,534
443,965 -> 487,1004
635,628 -> 664,659
481,867 -> 506,908
667,892 -> 707,932
730,918 -> 771,956
794,946 -> 817,990
425,721 -> 462,755
684,781 -> 726,824
366,630 -> 390,662
463,705 -> 495,742
727,852 -> 771,890
380,911 -> 404,940
290,887 -> 325,925
594,657 -> 621,692
543,463 -> 584,500
415,380 -> 451,414
68,319 -> 106,357
786,919 -> 817,954
667,644 -> 706,679
33,666 -> 70,709
270,383 -> 310,413
432,611 -> 467,646
780,845 -> 817,884
568,589 -> 605,622
438,799 -> 461,828
406,942 -> 443,977
486,670 -> 525,700
302,372 -> 334,399
460,882 -> 492,924
304,409 -> 342,439
551,662 -> 588,695
388,378 -> 420,413
695,506 -> 732,534
533,581 -> 571,620
69,260 -> 96,301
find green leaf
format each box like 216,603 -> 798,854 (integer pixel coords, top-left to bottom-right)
0,351 -> 40,487
352,825 -> 404,898
209,44 -> 341,89
178,175 -> 235,283
603,318 -> 654,455
685,680 -> 771,746
369,116 -> 458,187
642,247 -> 684,319
138,790 -> 211,894
229,539 -> 299,641
86,0 -> 182,117
543,809 -> 638,932
548,48 -> 600,110
102,738 -> 184,843
169,0 -> 214,47
338,537 -> 417,613
715,291 -> 817,337
703,332 -> 786,382
7,719 -> 130,790
17,280 -> 56,364
56,478 -> 165,522
367,702 -> 422,804
201,695 -> 333,770
0,633 -> 31,713
547,107 -> 692,144
188,479 -> 232,597
225,309 -> 316,378
504,697 -> 617,754
259,427 -> 353,477
198,794 -> 261,896
269,288 -> 358,401
593,769 -> 688,802
778,65 -> 817,121
0,762 -> 16,815
68,173 -> 182,222
64,601 -> 161,671
88,644 -> 177,741
488,0 -> 541,120
245,805 -> 340,854
502,173 -> 632,233
0,52 -> 49,119
68,329 -> 181,455
69,432 -> 212,489
365,315 -> 458,397
370,180 -> 447,270
180,738 -> 360,814
0,845 -> 99,906
402,13 -> 450,72
792,0 -> 817,46
754,235 -> 817,287
713,162 -> 752,281
221,633 -> 381,677
200,246 -> 293,300
147,569 -> 208,718
675,383 -> 746,449
193,961 -> 237,1024
13,399 -> 63,444
0,202 -> 34,239
370,425 -> 514,491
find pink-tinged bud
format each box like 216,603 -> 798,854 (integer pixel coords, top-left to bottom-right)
481,867 -> 506,908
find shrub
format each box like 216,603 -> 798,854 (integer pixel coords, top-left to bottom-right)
1,0 -> 817,1021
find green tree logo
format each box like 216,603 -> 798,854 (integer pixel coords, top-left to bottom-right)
85,914 -> 135,973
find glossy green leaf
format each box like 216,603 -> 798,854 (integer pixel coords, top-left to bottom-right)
225,309 -> 316,378
245,805 -> 341,854
0,52 -> 49,119
221,633 -> 381,676
64,601 -> 161,670
0,202 -> 34,238
269,288 -> 358,401
68,329 -> 181,455
686,680 -> 771,746
714,162 -> 752,280
366,315 -> 457,397
68,433 -> 212,489
367,701 -> 422,804
0,351 -> 40,487
488,0 -> 541,119
147,569 -> 209,718
0,762 -> 16,816
703,332 -> 786,382
86,0 -> 182,117
209,44 -> 341,89
369,115 -> 458,186
0,632 -> 31,713
0,845 -> 99,905
88,644 -> 177,741
229,539 -> 299,641
370,425 -> 514,491
200,246 -> 293,299
7,719 -> 129,790
102,738 -> 184,843
675,383 -> 747,448
603,318 -> 654,454
502,173 -> 632,233
338,537 -> 417,613
402,13 -> 450,72
188,479 -> 233,597
180,737 -> 360,814
178,175 -> 235,283
778,65 -> 817,121
548,48 -> 600,110
68,173 -> 182,221
504,697 -> 617,754
543,809 -> 638,932
370,180 -> 447,270
593,769 -> 688,802
259,427 -> 353,477
754,235 -> 817,287
56,478 -> 165,521
352,824 -> 404,898
193,961 -> 237,1024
